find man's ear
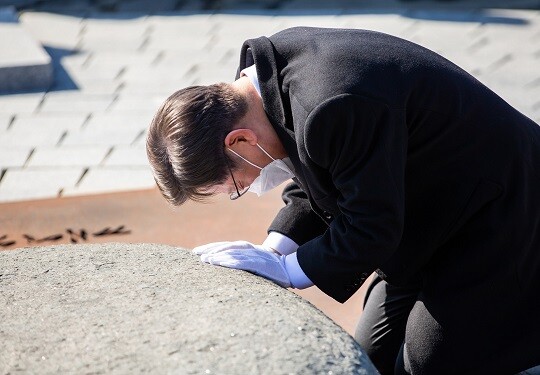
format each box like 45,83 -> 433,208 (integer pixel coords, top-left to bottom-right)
224,128 -> 258,147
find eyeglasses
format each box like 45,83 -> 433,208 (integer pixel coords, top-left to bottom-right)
226,160 -> 249,200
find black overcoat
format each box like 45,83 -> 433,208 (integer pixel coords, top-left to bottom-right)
236,27 -> 540,304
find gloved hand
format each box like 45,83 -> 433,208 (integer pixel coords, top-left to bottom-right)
192,240 -> 278,256
197,247 -> 291,288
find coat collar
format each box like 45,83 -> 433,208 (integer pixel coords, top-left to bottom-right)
236,36 -> 310,194
237,36 -> 286,132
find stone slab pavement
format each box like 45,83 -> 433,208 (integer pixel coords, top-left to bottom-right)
0,0 -> 539,203
0,6 -> 53,92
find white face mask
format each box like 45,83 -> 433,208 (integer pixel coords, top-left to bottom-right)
228,144 -> 294,197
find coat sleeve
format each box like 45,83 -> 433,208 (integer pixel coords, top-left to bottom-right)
268,182 -> 330,246
297,94 -> 407,302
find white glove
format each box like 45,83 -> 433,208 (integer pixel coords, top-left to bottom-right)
192,240 -> 278,256
199,247 -> 291,288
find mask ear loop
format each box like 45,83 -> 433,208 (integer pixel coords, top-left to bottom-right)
227,148 -> 263,170
256,143 -> 276,162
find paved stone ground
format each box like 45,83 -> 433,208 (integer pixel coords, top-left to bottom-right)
0,7 -> 53,92
0,0 -> 539,202
0,243 -> 377,374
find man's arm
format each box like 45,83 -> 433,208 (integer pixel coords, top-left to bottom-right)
194,182 -> 327,289
268,182 -> 330,246
297,94 -> 407,303
194,233 -> 313,289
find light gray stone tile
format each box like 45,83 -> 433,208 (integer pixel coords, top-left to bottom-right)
154,48 -> 229,67
146,14 -> 214,32
62,166 -> 154,196
39,93 -> 115,113
132,129 -> 148,146
106,94 -> 169,114
103,145 -> 148,167
61,63 -> 123,94
209,14 -> 281,35
150,20 -> 213,37
84,51 -> 159,70
79,36 -> 145,53
0,114 -> 12,131
0,148 -> 32,168
59,51 -> 92,69
72,80 -> 122,95
339,14 -> 416,38
12,113 -> 87,131
205,33 -> 254,50
83,16 -> 149,36
145,34 -> 213,52
492,86 -> 540,120
59,69 -> 121,94
120,65 -> 193,83
480,56 -> 540,88
118,79 -> 195,95
85,111 -> 152,130
19,11 -> 83,50
0,93 -> 44,115
61,127 -> 138,146
191,67 -> 237,85
61,113 -> 152,146
0,167 -> 83,203
406,21 -> 483,57
79,17 -> 149,52
216,47 -> 242,64
0,126 -> 66,148
0,17 -> 53,92
471,34 -> 539,63
63,63 -> 123,81
123,73 -> 196,91
451,46 -> 516,77
28,146 -> 110,167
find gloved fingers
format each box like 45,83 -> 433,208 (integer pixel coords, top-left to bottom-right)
234,248 -> 279,263
201,249 -> 252,264
192,240 -> 255,256
202,249 -> 278,276
204,253 -> 253,269
192,241 -> 231,255
202,248 -> 275,263
202,249 -> 291,288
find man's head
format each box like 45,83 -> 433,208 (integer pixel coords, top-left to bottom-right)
146,83 -> 248,206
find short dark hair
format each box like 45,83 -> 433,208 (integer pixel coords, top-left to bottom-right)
146,83 -> 248,205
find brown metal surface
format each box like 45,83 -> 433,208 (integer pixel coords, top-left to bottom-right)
0,187 -> 368,335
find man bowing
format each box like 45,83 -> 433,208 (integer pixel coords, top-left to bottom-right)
146,27 -> 540,374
